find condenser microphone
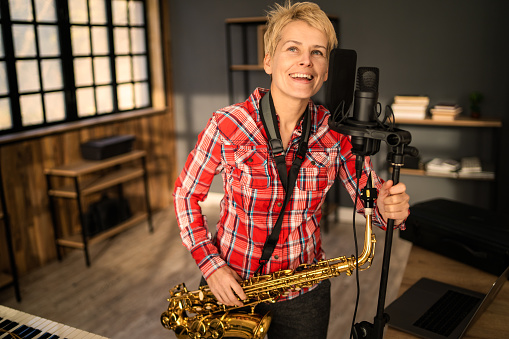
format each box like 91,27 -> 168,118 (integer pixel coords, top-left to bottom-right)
324,49 -> 357,117
348,67 -> 381,156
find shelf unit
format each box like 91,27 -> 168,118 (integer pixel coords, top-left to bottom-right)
225,15 -> 339,103
395,116 -> 503,205
0,165 -> 21,301
45,150 -> 153,266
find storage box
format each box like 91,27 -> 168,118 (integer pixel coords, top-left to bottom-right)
80,135 -> 135,160
401,199 -> 509,276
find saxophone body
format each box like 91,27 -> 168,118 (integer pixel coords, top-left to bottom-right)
161,207 -> 376,339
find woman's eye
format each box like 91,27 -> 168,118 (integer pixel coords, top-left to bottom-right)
288,46 -> 298,52
312,50 -> 324,56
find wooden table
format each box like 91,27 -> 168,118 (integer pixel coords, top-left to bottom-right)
385,245 -> 509,338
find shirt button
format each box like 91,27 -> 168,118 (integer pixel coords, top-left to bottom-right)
274,255 -> 279,259
311,161 -> 316,166
247,158 -> 253,162
276,202 -> 282,207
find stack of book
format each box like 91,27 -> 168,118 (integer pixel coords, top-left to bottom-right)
391,95 -> 430,120
426,158 -> 460,174
430,103 -> 463,121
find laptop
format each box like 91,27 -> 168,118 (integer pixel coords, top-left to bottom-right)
385,265 -> 509,338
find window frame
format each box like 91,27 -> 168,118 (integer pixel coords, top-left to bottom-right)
0,0 -> 159,138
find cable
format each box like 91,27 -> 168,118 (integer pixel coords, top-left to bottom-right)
349,173 -> 362,339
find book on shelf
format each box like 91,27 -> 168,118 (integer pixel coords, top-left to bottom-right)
425,158 -> 460,173
430,113 -> 461,121
391,95 -> 429,120
433,103 -> 462,111
457,157 -> 494,179
392,111 -> 427,120
430,103 -> 463,121
393,95 -> 430,106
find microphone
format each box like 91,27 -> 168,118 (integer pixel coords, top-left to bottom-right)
329,66 -> 414,158
348,67 -> 381,156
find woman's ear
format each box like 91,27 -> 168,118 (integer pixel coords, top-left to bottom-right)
263,53 -> 272,75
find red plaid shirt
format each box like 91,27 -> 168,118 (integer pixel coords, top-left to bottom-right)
174,88 -> 390,299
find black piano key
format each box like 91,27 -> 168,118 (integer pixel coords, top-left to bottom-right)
25,329 -> 43,339
1,320 -> 19,331
12,324 -> 29,334
0,319 -> 12,328
38,334 -> 53,339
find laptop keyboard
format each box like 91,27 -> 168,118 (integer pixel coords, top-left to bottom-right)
413,290 -> 480,336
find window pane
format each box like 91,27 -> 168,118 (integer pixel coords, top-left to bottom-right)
76,87 -> 96,116
116,56 -> 132,83
0,98 -> 12,130
130,27 -> 146,53
91,26 -> 109,55
71,26 -> 91,55
17,60 -> 41,93
9,0 -> 34,21
114,27 -> 129,54
132,55 -> 147,81
129,1 -> 145,26
112,0 -> 128,25
68,0 -> 89,24
93,56 -> 111,85
38,25 -> 60,57
90,0 -> 107,25
44,91 -> 66,122
41,59 -> 63,90
13,24 -> 36,58
117,83 -> 133,110
96,85 -> 113,114
74,57 -> 93,86
35,0 -> 57,22
20,94 -> 44,126
0,62 -> 9,95
134,82 -> 149,108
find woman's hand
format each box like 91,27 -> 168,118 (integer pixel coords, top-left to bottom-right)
206,266 -> 247,307
377,180 -> 410,226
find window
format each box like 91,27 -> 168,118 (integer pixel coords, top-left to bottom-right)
0,0 -> 152,134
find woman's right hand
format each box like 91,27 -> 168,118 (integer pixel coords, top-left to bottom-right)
206,266 -> 247,307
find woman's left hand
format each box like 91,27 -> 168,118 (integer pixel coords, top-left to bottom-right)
377,180 -> 410,226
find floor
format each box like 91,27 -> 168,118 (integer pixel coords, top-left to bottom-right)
0,193 -> 412,339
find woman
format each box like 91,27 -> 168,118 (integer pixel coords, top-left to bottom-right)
173,2 -> 410,337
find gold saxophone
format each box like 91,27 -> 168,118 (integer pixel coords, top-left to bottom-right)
161,206 -> 376,339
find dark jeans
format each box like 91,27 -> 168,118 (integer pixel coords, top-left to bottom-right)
199,277 -> 331,339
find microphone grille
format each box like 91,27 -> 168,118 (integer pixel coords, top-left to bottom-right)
356,67 -> 379,92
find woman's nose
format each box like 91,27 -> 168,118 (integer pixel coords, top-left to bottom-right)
299,53 -> 312,67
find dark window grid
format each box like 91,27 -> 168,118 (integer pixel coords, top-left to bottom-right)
112,0 -> 152,109
0,0 -> 152,135
0,0 -> 74,132
69,0 -> 109,116
70,0 -> 153,113
10,0 -> 69,127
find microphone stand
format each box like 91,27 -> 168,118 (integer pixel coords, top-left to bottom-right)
352,142 -> 418,339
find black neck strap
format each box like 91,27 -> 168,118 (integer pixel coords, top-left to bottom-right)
256,91 -> 311,275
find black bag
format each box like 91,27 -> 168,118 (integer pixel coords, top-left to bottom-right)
83,194 -> 132,236
400,198 -> 509,276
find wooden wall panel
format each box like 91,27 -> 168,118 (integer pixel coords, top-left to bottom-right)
0,112 -> 175,276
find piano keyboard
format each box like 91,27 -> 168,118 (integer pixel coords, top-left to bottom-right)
0,305 -> 108,339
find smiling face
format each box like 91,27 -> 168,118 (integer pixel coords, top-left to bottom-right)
263,20 -> 329,106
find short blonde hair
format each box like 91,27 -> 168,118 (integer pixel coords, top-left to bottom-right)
264,1 -> 338,59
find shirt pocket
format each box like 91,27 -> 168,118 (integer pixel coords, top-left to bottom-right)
297,150 -> 330,191
225,145 -> 270,189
